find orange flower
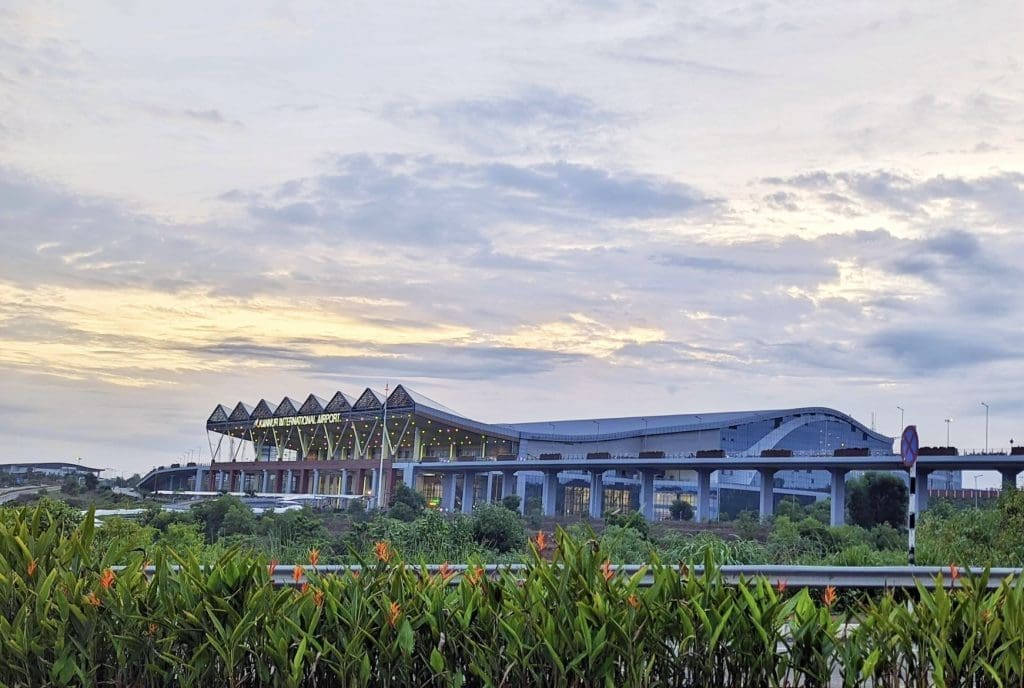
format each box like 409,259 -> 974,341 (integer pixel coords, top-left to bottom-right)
27,559 -> 37,577
293,564 -> 304,584
84,592 -> 101,607
374,541 -> 393,563
981,609 -> 992,622
627,594 -> 640,609
300,582 -> 309,594
466,566 -> 484,586
314,588 -> 325,607
386,601 -> 401,628
601,559 -> 614,582
534,531 -> 547,550
99,568 -> 117,590
776,580 -> 788,594
438,562 -> 455,581
351,570 -> 361,580
147,622 -> 158,637
268,559 -> 279,576
309,548 -> 320,566
949,563 -> 960,582
823,585 -> 838,608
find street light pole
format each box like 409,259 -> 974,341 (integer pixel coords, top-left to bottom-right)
897,406 -> 904,432
945,418 -> 953,447
981,402 -> 989,453
974,474 -> 983,509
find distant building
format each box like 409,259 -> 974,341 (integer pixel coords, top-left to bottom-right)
0,462 -> 103,479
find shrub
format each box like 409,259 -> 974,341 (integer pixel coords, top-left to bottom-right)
471,502 -> 526,553
668,498 -> 694,521
605,511 -> 649,538
500,494 -> 521,512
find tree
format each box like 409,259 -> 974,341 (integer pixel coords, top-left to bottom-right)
83,472 -> 99,491
388,483 -> 426,522
668,498 -> 694,521
847,472 -> 908,529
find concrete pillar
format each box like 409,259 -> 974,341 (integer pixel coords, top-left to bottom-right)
238,471 -> 247,493
285,469 -> 293,494
370,469 -> 380,507
261,470 -> 269,493
759,469 -> 775,521
413,427 -> 422,461
402,463 -> 415,488
638,470 -> 655,521
461,472 -> 476,514
312,469 -> 320,495
517,472 -> 529,514
501,471 -> 515,500
1000,469 -> 1019,489
542,470 -> 559,516
589,471 -> 604,519
340,468 -> 349,495
485,473 -> 495,503
442,472 -> 457,511
194,466 -> 204,492
915,469 -> 931,512
696,469 -> 712,523
829,469 -> 847,526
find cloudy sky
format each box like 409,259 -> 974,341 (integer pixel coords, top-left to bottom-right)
1,1 -> 1022,477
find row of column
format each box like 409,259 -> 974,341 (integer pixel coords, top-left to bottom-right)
199,466 -> 384,498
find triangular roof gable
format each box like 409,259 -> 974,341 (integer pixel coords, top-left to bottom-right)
386,385 -> 415,409
298,394 -> 326,416
324,391 -> 353,413
400,385 -> 466,417
274,397 -> 300,417
228,402 -> 253,422
352,388 -> 384,411
250,399 -> 274,419
207,404 -> 230,424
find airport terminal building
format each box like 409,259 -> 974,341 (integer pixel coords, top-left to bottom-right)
139,383 -> 970,522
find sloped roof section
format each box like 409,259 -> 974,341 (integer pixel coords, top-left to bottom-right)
352,388 -> 384,411
400,385 -> 466,417
207,404 -> 230,424
250,399 -> 274,420
274,397 -> 300,417
324,391 -> 353,413
228,402 -> 253,422
298,394 -> 327,416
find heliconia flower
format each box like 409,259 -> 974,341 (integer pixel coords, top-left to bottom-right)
300,582 -> 309,594
293,565 -> 304,584
627,594 -> 640,609
27,559 -> 37,577
309,548 -> 320,566
776,580 -> 788,594
352,570 -> 361,580
84,592 -> 101,608
438,562 -> 454,581
314,588 -> 325,607
99,568 -> 117,590
147,622 -> 158,637
386,601 -> 401,628
981,609 -> 992,622
534,531 -> 547,550
601,559 -> 614,582
823,585 -> 838,608
950,563 -> 960,582
268,559 -> 279,576
466,566 -> 484,586
374,541 -> 393,563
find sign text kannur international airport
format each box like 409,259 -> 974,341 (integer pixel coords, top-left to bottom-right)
253,414 -> 343,428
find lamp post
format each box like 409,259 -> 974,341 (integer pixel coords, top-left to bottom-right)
981,402 -> 989,453
945,418 -> 953,447
974,473 -> 983,509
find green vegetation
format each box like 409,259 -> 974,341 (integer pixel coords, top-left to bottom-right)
4,502 -> 1024,686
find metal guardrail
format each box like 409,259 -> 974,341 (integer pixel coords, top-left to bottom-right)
128,563 -> 1024,590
